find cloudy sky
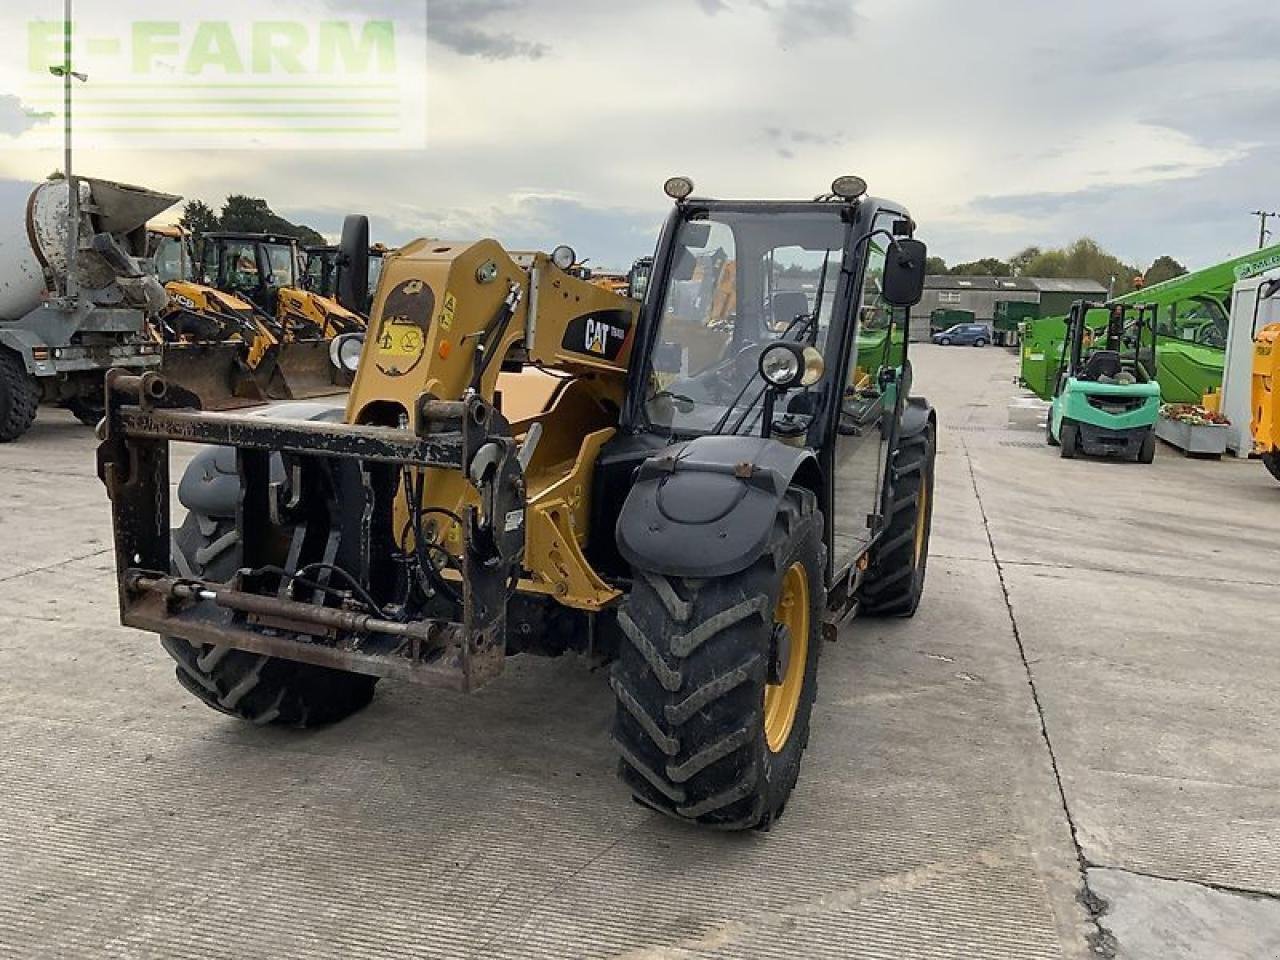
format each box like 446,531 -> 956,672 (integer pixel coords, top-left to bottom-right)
0,0 -> 1276,271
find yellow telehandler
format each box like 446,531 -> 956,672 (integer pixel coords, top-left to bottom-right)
1253,318 -> 1280,482
99,177 -> 936,830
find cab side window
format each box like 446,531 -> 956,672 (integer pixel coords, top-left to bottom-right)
844,215 -> 898,392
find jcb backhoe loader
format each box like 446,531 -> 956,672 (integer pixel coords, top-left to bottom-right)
98,176 -> 937,830
148,228 -> 366,406
148,225 -> 278,409
197,230 -> 365,399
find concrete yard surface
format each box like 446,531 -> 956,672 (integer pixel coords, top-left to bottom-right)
0,345 -> 1276,958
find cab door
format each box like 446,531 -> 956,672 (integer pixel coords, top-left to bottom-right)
829,213 -> 903,571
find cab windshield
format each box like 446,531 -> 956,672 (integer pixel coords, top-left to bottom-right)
263,243 -> 297,288
152,236 -> 186,284
643,209 -> 848,435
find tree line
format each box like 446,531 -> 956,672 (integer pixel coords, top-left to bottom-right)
177,197 -> 326,247
926,238 -> 1188,296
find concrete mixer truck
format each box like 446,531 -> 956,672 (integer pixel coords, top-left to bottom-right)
0,176 -> 177,441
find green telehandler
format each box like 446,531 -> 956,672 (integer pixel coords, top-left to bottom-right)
1022,242 -> 1280,404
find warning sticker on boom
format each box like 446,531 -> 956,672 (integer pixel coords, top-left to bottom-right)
375,279 -> 435,377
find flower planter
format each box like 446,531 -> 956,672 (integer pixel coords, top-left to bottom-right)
1155,417 -> 1229,456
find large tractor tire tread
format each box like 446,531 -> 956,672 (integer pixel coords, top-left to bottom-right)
162,514 -> 378,728
0,350 -> 38,443
859,424 -> 936,618
612,488 -> 824,830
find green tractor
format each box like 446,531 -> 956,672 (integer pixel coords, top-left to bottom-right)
1047,300 -> 1160,462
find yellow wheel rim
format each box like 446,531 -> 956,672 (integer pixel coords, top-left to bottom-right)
914,475 -> 930,566
764,561 -> 810,753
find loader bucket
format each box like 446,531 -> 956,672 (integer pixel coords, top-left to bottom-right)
265,339 -> 347,400
159,342 -> 267,411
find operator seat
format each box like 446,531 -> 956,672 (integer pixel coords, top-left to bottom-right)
1079,349 -> 1122,382
772,291 -> 811,328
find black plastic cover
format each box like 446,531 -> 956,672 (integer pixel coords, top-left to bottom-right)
615,435 -> 818,579
177,402 -> 346,519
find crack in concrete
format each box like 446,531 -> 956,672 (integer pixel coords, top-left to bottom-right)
931,553 -> 1280,589
960,438 -> 1117,959
0,548 -> 113,585
0,465 -> 96,479
1088,863 -> 1280,905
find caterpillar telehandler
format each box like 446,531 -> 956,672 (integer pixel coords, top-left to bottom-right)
1046,300 -> 1161,462
98,176 -> 936,830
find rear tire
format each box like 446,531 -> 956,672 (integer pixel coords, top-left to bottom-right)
1137,431 -> 1156,464
860,421 -> 936,617
1261,452 -> 1280,484
162,514 -> 378,727
974,338 -> 987,348
1060,421 -> 1078,459
612,488 -> 824,830
0,349 -> 38,443
1045,414 -> 1059,446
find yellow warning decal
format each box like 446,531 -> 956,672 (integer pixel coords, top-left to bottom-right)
378,322 -> 425,358
440,292 -> 457,332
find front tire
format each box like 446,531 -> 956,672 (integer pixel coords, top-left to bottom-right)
611,488 -> 824,830
1137,430 -> 1156,464
939,337 -> 952,346
162,514 -> 378,727
0,349 -> 38,442
1045,415 -> 1059,447
1060,421 -> 1079,459
860,421 -> 936,617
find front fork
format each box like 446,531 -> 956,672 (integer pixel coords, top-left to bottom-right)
97,371 -> 527,691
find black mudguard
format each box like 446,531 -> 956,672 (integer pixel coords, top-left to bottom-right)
898,395 -> 935,440
615,435 -> 820,579
177,401 -> 346,519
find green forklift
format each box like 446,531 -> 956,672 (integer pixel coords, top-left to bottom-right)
1046,300 -> 1161,462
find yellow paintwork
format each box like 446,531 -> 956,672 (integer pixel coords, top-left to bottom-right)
764,561 -> 809,753
914,472 -> 930,565
277,287 -> 364,341
163,280 -> 277,369
352,239 -> 639,611
1253,323 -> 1279,456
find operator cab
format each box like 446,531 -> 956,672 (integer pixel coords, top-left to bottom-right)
598,176 -> 928,587
199,232 -> 301,317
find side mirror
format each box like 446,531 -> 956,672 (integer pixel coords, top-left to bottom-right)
337,214 -> 370,312
883,238 -> 927,307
